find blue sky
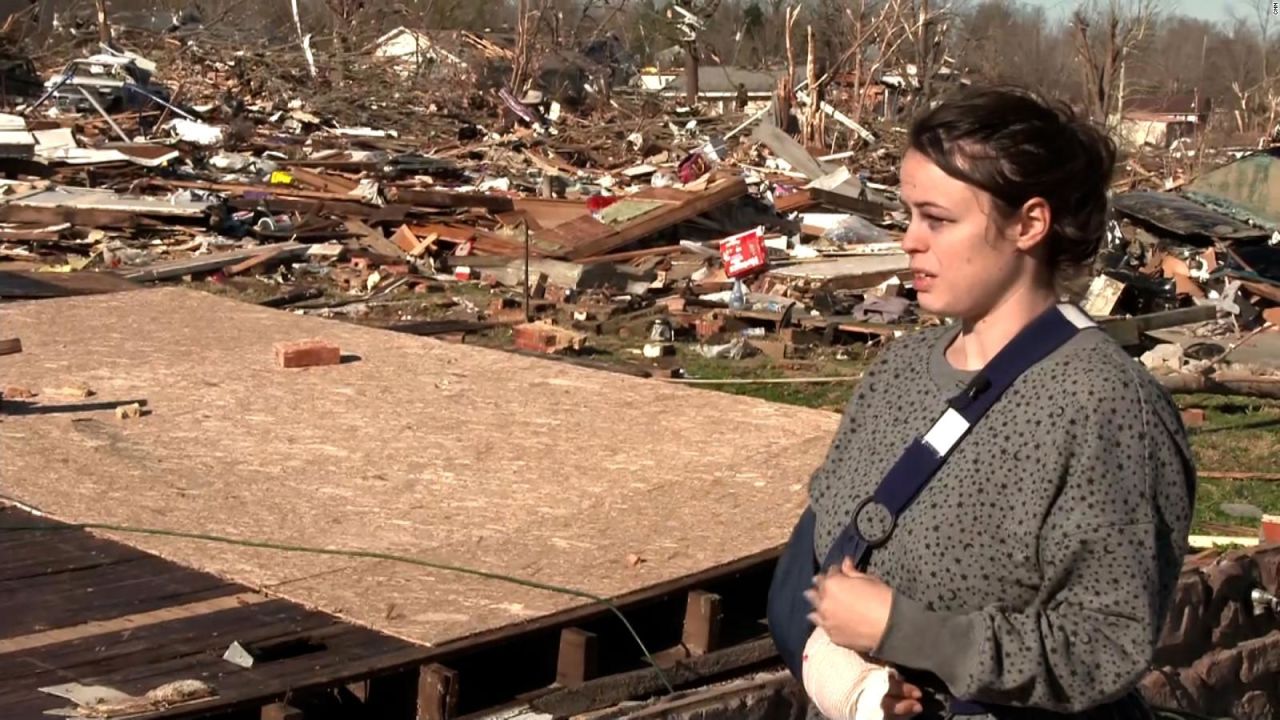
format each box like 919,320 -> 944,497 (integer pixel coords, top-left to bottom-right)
1018,0 -> 1258,25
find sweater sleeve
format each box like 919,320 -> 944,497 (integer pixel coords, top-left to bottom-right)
870,369 -> 1195,712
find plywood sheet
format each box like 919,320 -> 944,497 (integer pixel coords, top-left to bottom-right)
0,288 -> 838,647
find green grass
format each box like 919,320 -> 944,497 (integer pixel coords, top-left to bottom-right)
1180,395 -> 1280,535
673,358 -> 1280,537
675,350 -> 866,411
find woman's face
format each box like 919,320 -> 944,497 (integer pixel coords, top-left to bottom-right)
898,148 -> 1049,322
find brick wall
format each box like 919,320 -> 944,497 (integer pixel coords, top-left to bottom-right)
1141,545 -> 1280,720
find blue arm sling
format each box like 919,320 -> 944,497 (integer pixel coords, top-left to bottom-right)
766,303 -> 1097,714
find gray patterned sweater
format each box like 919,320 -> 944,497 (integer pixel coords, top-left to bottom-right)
807,322 -> 1196,719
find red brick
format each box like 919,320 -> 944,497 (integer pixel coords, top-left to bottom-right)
512,323 -> 585,354
1181,408 -> 1206,428
274,339 -> 341,369
1259,525 -> 1280,556
696,313 -> 726,340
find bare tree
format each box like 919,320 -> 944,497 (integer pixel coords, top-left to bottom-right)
1070,0 -> 1159,125
845,0 -> 916,122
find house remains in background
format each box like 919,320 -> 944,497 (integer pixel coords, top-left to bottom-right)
1119,92 -> 1210,150
640,65 -> 794,114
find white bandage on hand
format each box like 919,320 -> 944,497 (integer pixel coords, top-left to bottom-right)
802,625 -> 896,720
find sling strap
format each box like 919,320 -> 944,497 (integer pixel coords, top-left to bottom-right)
767,302 -> 1098,716
827,302 -> 1097,571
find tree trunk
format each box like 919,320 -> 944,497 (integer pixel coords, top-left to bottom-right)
94,0 -> 111,46
917,0 -> 931,107
804,26 -> 819,147
684,39 -> 699,107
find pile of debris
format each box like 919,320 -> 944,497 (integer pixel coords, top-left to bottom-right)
0,28 -> 1275,400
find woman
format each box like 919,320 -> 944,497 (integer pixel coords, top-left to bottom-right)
794,86 -> 1196,719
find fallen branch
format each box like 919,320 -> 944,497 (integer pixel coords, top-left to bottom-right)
1155,371 -> 1280,399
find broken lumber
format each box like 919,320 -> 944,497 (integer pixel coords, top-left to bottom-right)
390,187 -> 516,213
120,244 -> 307,282
1155,371 -> 1280,399
1100,305 -> 1219,346
566,178 -> 749,261
751,121 -> 830,179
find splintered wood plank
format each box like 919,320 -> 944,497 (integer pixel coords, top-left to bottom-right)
0,288 -> 838,649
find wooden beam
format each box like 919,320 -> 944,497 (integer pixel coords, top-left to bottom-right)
417,664 -> 459,720
531,637 -> 778,717
556,627 -> 599,687
809,187 -> 889,219
345,219 -> 407,260
681,590 -> 722,656
0,338 -> 21,356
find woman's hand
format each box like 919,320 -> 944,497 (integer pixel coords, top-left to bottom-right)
807,558 -> 922,717
805,557 -> 895,654
882,673 -> 925,718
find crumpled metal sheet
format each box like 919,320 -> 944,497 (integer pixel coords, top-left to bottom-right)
1184,150 -> 1280,231
1112,191 -> 1267,241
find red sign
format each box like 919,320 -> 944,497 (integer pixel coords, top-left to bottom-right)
719,227 -> 768,278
